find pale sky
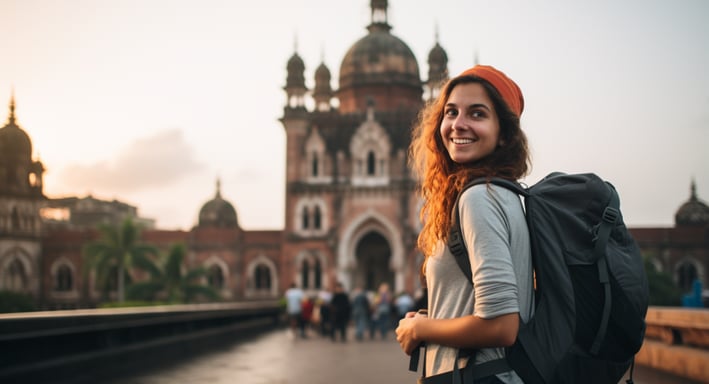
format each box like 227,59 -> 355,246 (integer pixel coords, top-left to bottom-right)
1,0 -> 707,230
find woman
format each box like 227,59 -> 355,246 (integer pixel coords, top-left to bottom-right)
395,65 -> 533,384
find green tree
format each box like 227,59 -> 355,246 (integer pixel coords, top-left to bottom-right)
645,257 -> 682,306
0,290 -> 36,313
83,218 -> 157,303
127,243 -> 220,304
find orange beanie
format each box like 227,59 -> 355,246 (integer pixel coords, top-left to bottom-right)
458,65 -> 524,117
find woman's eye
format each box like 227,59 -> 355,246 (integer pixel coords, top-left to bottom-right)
470,110 -> 484,118
445,108 -> 458,117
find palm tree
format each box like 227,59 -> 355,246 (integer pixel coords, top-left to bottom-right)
83,218 -> 157,303
127,243 -> 220,304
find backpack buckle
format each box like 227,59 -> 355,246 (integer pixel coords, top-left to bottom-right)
449,232 -> 464,254
602,207 -> 619,224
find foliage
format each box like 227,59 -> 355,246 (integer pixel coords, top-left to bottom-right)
83,218 -> 158,303
644,257 -> 682,306
0,290 -> 36,313
126,243 -> 220,304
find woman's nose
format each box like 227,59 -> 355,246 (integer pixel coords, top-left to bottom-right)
451,116 -> 465,130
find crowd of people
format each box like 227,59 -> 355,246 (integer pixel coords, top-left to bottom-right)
283,281 -> 425,342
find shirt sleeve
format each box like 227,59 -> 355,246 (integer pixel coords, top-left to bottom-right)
459,184 -> 520,319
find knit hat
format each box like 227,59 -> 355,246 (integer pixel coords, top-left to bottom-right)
458,65 -> 524,117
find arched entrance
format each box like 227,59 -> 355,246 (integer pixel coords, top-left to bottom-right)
677,261 -> 699,293
354,231 -> 394,292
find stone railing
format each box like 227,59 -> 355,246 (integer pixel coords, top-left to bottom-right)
637,306 -> 709,383
0,300 -> 282,383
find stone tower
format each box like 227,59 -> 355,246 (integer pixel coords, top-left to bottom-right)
0,94 -> 45,296
279,0 -> 449,295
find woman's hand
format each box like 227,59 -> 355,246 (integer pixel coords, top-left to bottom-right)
396,311 -> 424,355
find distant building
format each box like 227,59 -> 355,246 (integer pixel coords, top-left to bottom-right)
630,180 -> 709,293
42,195 -> 155,230
0,1 -> 707,310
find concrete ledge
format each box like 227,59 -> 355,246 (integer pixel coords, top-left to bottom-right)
636,339 -> 709,383
0,301 -> 282,383
645,307 -> 709,348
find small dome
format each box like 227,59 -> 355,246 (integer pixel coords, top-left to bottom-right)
315,62 -> 331,84
675,180 -> 709,227
313,62 -> 333,99
427,42 -> 448,81
285,52 -> 306,89
198,180 -> 238,228
428,42 -> 448,67
0,98 -> 32,160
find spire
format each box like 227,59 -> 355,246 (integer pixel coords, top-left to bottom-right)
215,177 -> 222,198
8,88 -> 16,125
691,178 -> 698,202
293,31 -> 298,54
368,0 -> 391,32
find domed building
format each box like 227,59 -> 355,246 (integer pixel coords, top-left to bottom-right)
0,95 -> 45,298
4,0 -> 707,310
631,180 -> 709,295
675,180 -> 709,227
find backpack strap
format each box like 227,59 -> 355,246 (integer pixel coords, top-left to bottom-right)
449,178 -> 528,282
445,178 -> 528,381
590,185 -> 620,355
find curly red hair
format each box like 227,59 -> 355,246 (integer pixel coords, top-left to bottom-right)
409,70 -> 531,267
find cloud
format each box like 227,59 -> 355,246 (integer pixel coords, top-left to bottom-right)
59,129 -> 205,193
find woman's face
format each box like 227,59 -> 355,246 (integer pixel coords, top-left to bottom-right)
439,82 -> 501,164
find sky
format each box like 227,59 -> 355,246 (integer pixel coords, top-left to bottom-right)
1,0 -> 707,230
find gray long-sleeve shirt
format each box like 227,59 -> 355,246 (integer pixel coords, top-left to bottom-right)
425,184 -> 533,383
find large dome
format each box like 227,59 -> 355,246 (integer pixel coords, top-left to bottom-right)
198,181 -> 238,229
336,5 -> 422,114
339,29 -> 420,90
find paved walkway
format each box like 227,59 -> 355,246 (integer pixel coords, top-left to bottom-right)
106,327 -> 703,384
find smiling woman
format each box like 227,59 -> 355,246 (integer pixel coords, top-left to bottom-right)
399,64 -> 532,383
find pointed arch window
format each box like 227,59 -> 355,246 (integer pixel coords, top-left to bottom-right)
314,259 -> 322,289
313,206 -> 322,230
2,258 -> 27,291
55,265 -> 73,291
311,152 -> 319,177
255,264 -> 272,290
11,207 -> 20,231
367,151 -> 376,176
677,262 -> 698,293
301,259 -> 310,288
302,206 -> 310,229
207,265 -> 224,289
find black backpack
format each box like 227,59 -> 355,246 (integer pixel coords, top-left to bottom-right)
447,172 -> 649,384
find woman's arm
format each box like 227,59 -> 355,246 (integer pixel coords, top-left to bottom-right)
396,312 -> 518,355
